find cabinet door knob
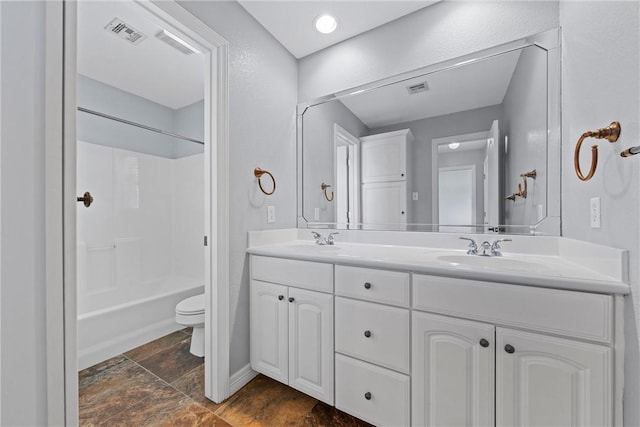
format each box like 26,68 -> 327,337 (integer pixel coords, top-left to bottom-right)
364,330 -> 371,338
401,211 -> 405,215
364,282 -> 371,289
401,173 -> 405,177
288,297 -> 295,303
479,338 -> 489,348
278,295 -> 284,301
504,344 -> 515,354
364,392 -> 372,400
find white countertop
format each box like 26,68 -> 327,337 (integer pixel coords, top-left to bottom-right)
247,237 -> 630,295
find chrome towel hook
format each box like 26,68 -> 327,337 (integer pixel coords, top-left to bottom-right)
254,167 -> 276,195
574,121 -> 621,181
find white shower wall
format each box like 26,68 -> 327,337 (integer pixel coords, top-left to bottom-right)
77,141 -> 204,314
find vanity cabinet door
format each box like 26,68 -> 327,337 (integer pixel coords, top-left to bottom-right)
250,280 -> 288,384
412,312 -> 495,427
497,328 -> 612,427
288,287 -> 334,405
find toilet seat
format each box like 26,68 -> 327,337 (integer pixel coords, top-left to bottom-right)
176,294 -> 204,316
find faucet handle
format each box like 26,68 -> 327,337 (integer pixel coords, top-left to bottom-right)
490,238 -> 512,256
459,237 -> 478,255
311,231 -> 321,239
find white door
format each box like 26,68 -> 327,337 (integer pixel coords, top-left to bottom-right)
412,312 -> 495,427
250,280 -> 288,383
485,120 -> 500,228
288,288 -> 334,405
497,328 -> 612,427
362,181 -> 407,226
361,136 -> 406,183
438,166 -> 475,233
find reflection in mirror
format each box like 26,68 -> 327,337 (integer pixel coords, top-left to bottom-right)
300,38 -> 556,234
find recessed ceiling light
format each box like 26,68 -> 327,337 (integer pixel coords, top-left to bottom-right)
448,142 -> 460,150
314,14 -> 338,34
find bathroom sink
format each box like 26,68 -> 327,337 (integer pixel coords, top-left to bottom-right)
436,254 -> 542,271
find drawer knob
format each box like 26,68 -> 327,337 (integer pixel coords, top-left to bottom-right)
278,295 -> 284,301
479,338 -> 489,348
364,282 -> 371,289
364,330 -> 371,338
364,392 -> 372,400
504,344 -> 515,354
288,297 -> 295,303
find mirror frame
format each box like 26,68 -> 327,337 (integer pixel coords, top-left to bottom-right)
297,28 -> 560,235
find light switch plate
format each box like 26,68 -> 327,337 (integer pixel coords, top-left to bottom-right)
412,192 -> 419,201
267,205 -> 275,223
590,197 -> 601,228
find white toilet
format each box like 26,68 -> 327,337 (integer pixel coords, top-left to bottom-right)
175,294 -> 205,357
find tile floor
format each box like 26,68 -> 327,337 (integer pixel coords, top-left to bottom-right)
79,329 -> 372,426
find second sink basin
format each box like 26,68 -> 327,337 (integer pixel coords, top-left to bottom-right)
436,254 -> 543,271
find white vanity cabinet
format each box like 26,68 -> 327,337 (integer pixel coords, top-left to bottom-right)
250,256 -> 334,404
412,273 -> 615,427
334,265 -> 411,426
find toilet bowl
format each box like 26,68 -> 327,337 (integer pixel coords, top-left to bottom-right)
175,294 -> 205,357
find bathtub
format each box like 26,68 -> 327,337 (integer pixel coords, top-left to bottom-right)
77,276 -> 203,370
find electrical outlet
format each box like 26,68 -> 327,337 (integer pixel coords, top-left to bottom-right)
412,192 -> 419,201
267,205 -> 275,223
590,197 -> 601,228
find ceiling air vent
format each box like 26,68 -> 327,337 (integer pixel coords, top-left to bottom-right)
104,18 -> 147,45
406,81 -> 429,95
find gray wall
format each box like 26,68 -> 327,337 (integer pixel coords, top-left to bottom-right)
77,75 -> 203,159
502,46 -> 548,226
372,104 -> 502,224
298,1 -> 560,101
302,100 -> 368,223
1,2 -> 47,425
559,2 -> 640,425
177,1 -> 298,376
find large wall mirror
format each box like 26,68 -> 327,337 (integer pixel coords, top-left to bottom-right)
298,29 -> 560,235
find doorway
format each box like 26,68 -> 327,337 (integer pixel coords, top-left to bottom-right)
45,1 -> 230,424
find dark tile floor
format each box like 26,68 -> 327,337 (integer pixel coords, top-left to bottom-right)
79,329 -> 372,426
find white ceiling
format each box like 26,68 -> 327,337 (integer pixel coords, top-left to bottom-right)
340,49 -> 522,129
237,1 -> 439,59
77,1 -> 204,110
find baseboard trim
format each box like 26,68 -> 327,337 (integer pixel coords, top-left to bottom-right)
229,364 -> 258,395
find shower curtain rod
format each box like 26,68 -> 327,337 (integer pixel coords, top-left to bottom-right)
77,106 -> 205,145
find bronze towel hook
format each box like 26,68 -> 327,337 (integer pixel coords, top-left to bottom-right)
254,167 -> 276,195
574,122 -> 621,181
321,183 -> 334,202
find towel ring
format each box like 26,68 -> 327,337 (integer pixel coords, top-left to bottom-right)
574,122 -> 621,181
254,167 -> 276,195
321,183 -> 334,202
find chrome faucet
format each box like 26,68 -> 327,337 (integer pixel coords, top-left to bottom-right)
459,237 -> 478,255
311,231 -> 339,245
460,237 -> 511,256
490,238 -> 512,256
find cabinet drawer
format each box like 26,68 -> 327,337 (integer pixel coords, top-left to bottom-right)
413,274 -> 613,343
335,265 -> 409,307
335,297 -> 410,373
335,354 -> 410,427
251,255 -> 333,293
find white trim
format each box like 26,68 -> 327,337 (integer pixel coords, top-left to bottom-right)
229,364 -> 259,395
45,2 -> 70,425
613,294 -> 624,426
333,124 -> 360,226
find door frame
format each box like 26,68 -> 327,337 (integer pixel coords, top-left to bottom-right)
431,130 -> 488,227
333,124 -> 360,227
44,1 -> 230,424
